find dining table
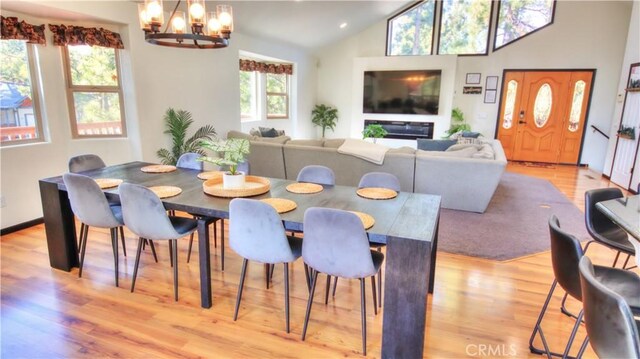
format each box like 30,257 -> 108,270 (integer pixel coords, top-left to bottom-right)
39,161 -> 441,359
596,194 -> 640,267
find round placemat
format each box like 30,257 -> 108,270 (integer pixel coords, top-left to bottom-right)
286,182 -> 323,194
349,211 -> 375,230
356,187 -> 398,200
148,185 -> 182,199
141,165 -> 177,173
197,171 -> 224,180
260,198 -> 297,214
94,178 -> 123,189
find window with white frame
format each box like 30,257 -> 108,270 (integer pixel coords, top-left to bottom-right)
239,59 -> 291,122
240,70 -> 258,121
266,73 -> 288,119
63,45 -> 126,138
0,40 -> 44,145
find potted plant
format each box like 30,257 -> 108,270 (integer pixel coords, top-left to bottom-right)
444,107 -> 471,138
617,125 -> 636,140
311,104 -> 338,138
362,124 -> 388,144
199,138 -> 251,189
156,108 -> 217,165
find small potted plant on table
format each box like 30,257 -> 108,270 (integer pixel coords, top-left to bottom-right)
199,138 -> 250,189
362,124 -> 388,144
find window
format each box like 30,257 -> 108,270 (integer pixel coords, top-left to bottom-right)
63,45 -> 126,138
494,0 -> 556,50
438,0 -> 492,55
240,71 -> 258,121
0,40 -> 44,145
386,0 -> 436,56
568,81 -> 586,132
502,80 -> 518,129
266,73 -> 288,119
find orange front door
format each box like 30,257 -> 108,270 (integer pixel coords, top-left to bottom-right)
497,71 -> 593,164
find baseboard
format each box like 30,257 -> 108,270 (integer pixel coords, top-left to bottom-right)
602,174 -> 611,179
1,217 -> 44,236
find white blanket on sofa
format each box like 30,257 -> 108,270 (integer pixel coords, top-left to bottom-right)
337,139 -> 390,165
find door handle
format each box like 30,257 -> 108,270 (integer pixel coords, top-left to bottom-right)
518,110 -> 526,124
518,120 -> 526,124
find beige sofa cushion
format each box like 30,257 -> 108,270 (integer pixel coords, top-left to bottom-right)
323,139 -> 346,148
418,147 -> 478,158
287,139 -> 324,147
472,144 -> 495,159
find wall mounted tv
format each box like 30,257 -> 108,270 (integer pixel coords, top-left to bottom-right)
363,70 -> 442,115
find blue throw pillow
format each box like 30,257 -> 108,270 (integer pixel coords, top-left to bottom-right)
461,131 -> 481,138
417,139 -> 457,151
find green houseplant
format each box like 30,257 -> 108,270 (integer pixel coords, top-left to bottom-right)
156,108 -> 217,165
199,138 -> 251,188
311,104 -> 338,138
617,125 -> 636,140
444,107 -> 471,138
362,124 -> 388,143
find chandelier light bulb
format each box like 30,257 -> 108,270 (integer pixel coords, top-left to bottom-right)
172,14 -> 186,33
218,11 -> 232,26
190,3 -> 205,20
147,1 -> 162,18
208,18 -> 222,32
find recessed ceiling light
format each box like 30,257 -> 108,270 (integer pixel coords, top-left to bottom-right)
340,22 -> 348,29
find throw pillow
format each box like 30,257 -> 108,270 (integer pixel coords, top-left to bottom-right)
417,139 -> 457,151
457,137 -> 482,145
472,144 -> 495,159
461,131 -> 481,138
259,127 -> 279,137
249,128 -> 262,137
446,143 -> 482,152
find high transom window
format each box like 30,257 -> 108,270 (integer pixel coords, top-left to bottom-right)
494,0 -> 556,50
386,0 -> 436,56
438,0 -> 492,55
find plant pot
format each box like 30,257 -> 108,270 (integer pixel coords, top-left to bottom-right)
222,171 -> 246,189
617,133 -> 635,140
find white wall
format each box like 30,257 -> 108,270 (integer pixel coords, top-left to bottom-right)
603,1 -> 640,191
0,1 -> 317,228
315,1 -> 632,171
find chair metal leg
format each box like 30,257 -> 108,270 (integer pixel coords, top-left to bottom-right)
265,263 -> 270,289
560,292 -> 579,320
612,251 -> 621,267
284,262 -> 290,333
301,271 -> 319,341
172,239 -> 179,301
576,337 -> 590,358
304,263 -> 311,291
131,238 -> 144,292
622,254 -> 631,269
148,239 -> 158,263
78,224 -> 89,278
213,220 -> 217,248
221,219 -> 225,271
187,232 -> 194,263
168,240 -> 173,268
360,278 -> 367,356
332,276 -> 338,297
234,258 -> 249,321
562,310 -> 584,358
324,275 -> 332,304
371,275 -> 377,315
530,279 -> 575,358
110,228 -> 119,287
377,269 -> 382,308
270,263 -> 275,280
119,226 -> 126,257
77,223 -> 85,249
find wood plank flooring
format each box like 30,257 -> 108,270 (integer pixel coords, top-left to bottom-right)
1,162 -> 636,358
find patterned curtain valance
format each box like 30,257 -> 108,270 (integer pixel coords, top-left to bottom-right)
48,24 -> 124,49
239,59 -> 293,75
0,16 -> 46,45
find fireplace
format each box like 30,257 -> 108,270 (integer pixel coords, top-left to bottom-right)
364,120 -> 434,140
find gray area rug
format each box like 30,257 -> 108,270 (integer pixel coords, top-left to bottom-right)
438,172 -> 590,261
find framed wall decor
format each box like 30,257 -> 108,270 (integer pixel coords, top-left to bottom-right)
485,76 -> 499,90
463,86 -> 482,94
484,89 -> 497,103
466,73 -> 481,84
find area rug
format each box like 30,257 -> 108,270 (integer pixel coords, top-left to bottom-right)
438,172 -> 590,261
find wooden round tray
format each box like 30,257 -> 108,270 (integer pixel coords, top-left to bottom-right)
141,164 -> 177,173
286,182 -> 323,194
356,187 -> 398,200
94,178 -> 123,189
349,211 -> 375,230
148,185 -> 182,199
203,176 -> 270,198
260,198 -> 297,214
197,171 -> 224,180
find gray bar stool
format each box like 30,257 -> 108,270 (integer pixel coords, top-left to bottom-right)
119,183 -> 198,301
301,207 -> 384,356
63,173 -> 125,286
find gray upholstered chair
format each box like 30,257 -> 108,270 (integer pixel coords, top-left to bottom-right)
68,154 -> 106,173
63,173 -> 125,286
296,165 -> 335,186
177,153 -> 224,266
579,256 -> 640,359
358,172 -> 401,192
229,198 -> 307,333
119,183 -> 198,301
301,207 -> 384,355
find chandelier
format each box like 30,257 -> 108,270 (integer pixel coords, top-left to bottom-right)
137,0 -> 233,49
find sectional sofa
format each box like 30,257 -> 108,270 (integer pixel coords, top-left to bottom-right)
227,131 -> 507,213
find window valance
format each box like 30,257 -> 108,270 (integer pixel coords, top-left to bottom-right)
0,16 -> 46,45
48,24 -> 124,49
240,59 -> 292,75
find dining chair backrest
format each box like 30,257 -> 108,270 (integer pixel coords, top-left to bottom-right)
176,153 -> 203,170
579,256 -> 640,359
358,172 -> 401,192
229,198 -> 296,263
297,165 -> 335,186
68,154 -> 106,173
119,183 -> 182,241
303,207 -> 375,279
63,173 -> 121,228
548,215 -> 584,301
585,188 -> 624,239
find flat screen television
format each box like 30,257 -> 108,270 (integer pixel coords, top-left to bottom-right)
363,70 -> 441,115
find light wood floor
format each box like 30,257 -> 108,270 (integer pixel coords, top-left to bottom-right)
1,163 -> 636,358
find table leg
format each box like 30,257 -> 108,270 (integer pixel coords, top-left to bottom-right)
39,181 -> 78,271
381,235 -> 433,359
197,218 -> 212,308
